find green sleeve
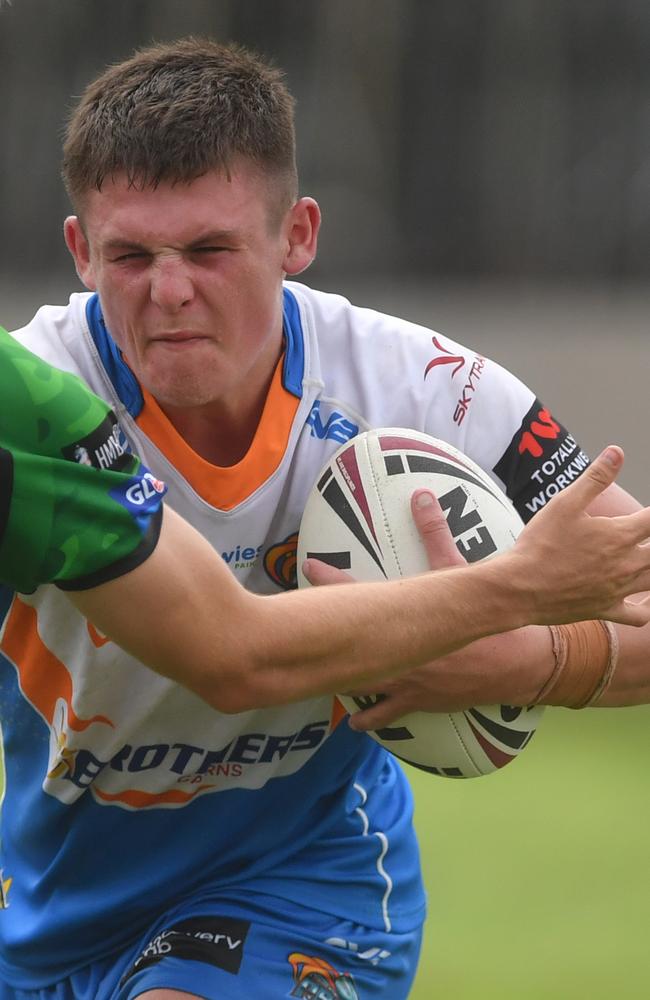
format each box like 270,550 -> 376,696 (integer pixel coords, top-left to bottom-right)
0,328 -> 166,593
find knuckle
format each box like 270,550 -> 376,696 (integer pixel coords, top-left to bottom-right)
587,466 -> 610,488
420,517 -> 451,538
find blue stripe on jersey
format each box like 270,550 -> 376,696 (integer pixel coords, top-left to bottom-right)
85,295 -> 144,417
85,289 -> 305,411
281,288 -> 304,398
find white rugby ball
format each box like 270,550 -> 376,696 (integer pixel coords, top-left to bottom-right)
297,428 -> 544,778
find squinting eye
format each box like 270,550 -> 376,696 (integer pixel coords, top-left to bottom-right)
112,252 -> 147,263
192,246 -> 227,255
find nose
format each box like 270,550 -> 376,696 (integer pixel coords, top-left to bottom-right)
149,255 -> 194,311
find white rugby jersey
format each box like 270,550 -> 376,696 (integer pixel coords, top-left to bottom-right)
0,282 -> 588,985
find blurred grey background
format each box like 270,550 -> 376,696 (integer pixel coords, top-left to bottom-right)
1,5 -> 649,997
0,0 -> 648,501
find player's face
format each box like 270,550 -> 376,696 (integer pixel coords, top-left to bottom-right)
65,163 -> 319,412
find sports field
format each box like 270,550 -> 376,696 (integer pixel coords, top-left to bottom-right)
408,704 -> 650,999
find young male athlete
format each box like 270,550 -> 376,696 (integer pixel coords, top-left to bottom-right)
5,38 -> 650,1000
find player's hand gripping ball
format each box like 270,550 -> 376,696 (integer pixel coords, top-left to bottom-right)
297,428 -> 544,778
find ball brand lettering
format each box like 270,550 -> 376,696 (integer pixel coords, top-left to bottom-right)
438,485 -> 497,562
58,722 -> 329,789
125,471 -> 165,505
336,455 -> 356,492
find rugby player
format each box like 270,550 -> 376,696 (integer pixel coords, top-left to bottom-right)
4,39 -> 650,999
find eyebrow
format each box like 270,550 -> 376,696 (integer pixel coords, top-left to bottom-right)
102,230 -> 241,253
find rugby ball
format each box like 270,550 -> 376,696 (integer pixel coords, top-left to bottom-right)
297,428 -> 544,778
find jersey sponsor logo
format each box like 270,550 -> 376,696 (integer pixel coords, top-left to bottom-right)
4,597 -> 332,809
110,469 -> 167,515
423,335 -> 466,380
72,445 -> 92,466
325,937 -> 391,966
307,401 -> 359,443
124,471 -> 166,506
264,532 -> 298,590
517,407 -> 561,457
46,699 -> 115,789
222,542 -> 263,571
453,354 -> 485,425
493,399 -> 590,522
120,916 -> 250,984
288,952 -> 359,999
423,338 -> 485,424
61,411 -> 131,472
49,720 -> 330,799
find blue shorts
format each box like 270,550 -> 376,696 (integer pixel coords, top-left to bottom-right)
0,891 -> 423,999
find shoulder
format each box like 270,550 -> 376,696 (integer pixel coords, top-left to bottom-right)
286,280 -> 460,396
10,292 -> 93,376
0,321 -> 118,463
286,280 -> 440,347
286,281 -> 535,432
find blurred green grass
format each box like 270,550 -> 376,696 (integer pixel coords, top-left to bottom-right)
408,705 -> 650,999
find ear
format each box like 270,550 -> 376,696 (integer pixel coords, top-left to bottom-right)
63,216 -> 98,291
282,197 -> 321,276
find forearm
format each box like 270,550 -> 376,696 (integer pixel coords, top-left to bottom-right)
243,562 -> 532,710
69,451 -> 650,715
591,620 -> 650,706
581,483 -> 650,705
69,509 -> 533,713
491,618 -> 650,709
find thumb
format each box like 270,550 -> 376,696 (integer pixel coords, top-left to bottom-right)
411,489 -> 465,569
301,558 -> 356,587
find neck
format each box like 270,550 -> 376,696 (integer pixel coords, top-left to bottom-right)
157,361 -> 279,467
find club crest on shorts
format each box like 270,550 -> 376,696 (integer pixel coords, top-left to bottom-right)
0,870 -> 12,909
288,952 -> 359,999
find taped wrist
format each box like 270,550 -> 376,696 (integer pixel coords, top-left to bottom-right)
531,620 -> 619,708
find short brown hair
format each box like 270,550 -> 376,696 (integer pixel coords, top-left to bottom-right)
62,37 -> 298,216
